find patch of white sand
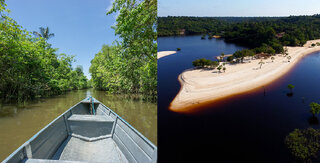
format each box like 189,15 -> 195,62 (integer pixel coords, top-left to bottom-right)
157,51 -> 177,59
170,40 -> 320,112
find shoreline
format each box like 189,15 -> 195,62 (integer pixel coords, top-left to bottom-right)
169,40 -> 320,112
157,51 -> 177,59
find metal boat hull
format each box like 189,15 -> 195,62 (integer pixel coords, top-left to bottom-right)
3,97 -> 157,163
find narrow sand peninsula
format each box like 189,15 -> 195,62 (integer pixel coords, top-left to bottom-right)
170,40 -> 320,112
157,51 -> 176,59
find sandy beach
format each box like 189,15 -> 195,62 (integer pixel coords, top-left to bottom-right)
157,51 -> 177,59
170,40 -> 320,112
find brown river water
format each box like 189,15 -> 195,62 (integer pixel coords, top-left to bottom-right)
0,89 -> 157,161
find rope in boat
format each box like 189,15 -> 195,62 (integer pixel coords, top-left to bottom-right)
92,96 -> 95,115
87,96 -> 95,115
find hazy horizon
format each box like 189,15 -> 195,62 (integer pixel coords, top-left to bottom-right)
158,0 -> 320,17
158,14 -> 319,17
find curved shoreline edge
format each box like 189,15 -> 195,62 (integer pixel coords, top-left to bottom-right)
157,51 -> 177,59
169,40 -> 320,112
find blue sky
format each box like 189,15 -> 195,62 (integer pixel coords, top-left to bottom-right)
158,0 -> 320,17
6,0 -> 117,79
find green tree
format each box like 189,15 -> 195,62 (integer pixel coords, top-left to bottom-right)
310,102 -> 320,117
258,60 -> 265,69
75,65 -> 84,76
283,47 -> 288,57
158,15 -> 320,52
106,0 -> 157,97
90,45 -> 119,91
288,84 -> 295,94
271,56 -> 275,62
217,65 -> 222,73
220,53 -> 225,62
33,27 -> 55,40
192,58 -> 216,68
210,61 -> 219,69
285,128 -> 320,161
0,1 -> 87,102
201,34 -> 205,39
227,56 -> 234,62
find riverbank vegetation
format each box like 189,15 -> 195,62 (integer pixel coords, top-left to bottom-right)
285,128 -> 320,162
159,15 -> 320,56
90,0 -> 157,101
0,1 -> 88,102
192,58 -> 219,69
285,102 -> 320,161
157,16 -> 281,37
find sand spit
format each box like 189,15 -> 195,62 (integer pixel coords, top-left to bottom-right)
170,40 -> 320,112
157,51 -> 177,59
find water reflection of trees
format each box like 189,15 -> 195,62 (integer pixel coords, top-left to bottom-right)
0,89 -> 157,145
91,90 -> 157,145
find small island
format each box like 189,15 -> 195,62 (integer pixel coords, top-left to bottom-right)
170,40 -> 320,112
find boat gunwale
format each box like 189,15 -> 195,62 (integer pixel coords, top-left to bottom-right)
2,97 -> 157,162
2,100 -> 83,163
98,102 -> 157,150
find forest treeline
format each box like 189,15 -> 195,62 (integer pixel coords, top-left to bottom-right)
158,16 -> 282,36
158,15 -> 320,53
90,0 -> 157,100
0,1 -> 88,102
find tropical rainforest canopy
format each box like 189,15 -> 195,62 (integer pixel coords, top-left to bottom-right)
158,15 -> 320,51
0,1 -> 88,102
159,15 -> 320,64
90,0 -> 157,100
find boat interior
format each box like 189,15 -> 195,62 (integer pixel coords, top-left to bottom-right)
4,98 -> 157,163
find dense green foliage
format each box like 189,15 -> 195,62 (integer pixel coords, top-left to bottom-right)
159,15 -> 320,56
224,15 -> 320,47
310,102 -> 320,117
157,16 -> 281,37
90,0 -> 157,98
192,58 -> 219,69
226,56 -> 234,62
285,128 -> 320,161
89,45 -> 120,92
158,17 -> 223,36
0,2 -> 88,102
233,49 -> 255,62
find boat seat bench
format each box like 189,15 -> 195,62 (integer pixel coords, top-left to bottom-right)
67,114 -> 114,139
68,114 -> 114,122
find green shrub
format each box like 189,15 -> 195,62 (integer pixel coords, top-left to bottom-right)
285,128 -> 320,161
310,102 -> 320,116
0,2 -> 88,101
227,56 -> 234,62
192,58 -> 217,68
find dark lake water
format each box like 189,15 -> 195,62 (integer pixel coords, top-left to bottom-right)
158,35 -> 320,162
0,89 -> 157,161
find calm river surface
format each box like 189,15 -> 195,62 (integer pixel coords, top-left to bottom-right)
158,35 -> 320,162
0,89 -> 157,161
